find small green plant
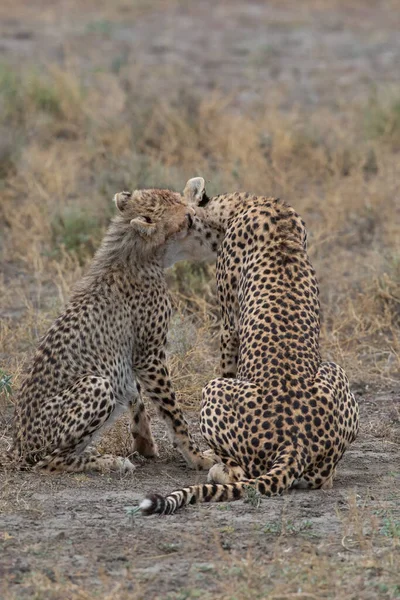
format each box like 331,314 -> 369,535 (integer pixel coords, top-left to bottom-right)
0,369 -> 12,398
286,519 -> 314,534
263,522 -> 282,535
86,20 -> 113,35
219,526 -> 235,534
243,484 -> 263,508
380,516 -> 400,538
124,505 -> 141,525
264,519 -> 314,536
194,563 -> 215,573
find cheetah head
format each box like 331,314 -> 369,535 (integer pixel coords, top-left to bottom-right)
163,177 -> 224,266
113,188 -> 195,257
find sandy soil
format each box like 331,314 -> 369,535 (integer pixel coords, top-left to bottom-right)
1,391 -> 399,598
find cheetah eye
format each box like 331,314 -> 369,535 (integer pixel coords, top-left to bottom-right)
142,216 -> 153,223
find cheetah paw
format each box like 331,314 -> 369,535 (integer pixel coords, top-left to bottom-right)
191,450 -> 219,470
207,463 -> 231,484
207,462 -> 245,484
202,449 -> 221,462
132,435 -> 159,458
115,457 -> 136,473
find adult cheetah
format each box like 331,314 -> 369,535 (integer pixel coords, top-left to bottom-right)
12,188 -> 216,473
141,177 -> 359,514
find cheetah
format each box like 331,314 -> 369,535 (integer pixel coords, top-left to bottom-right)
12,188 -> 216,473
140,177 -> 359,514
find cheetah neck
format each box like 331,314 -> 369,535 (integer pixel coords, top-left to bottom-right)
195,194 -> 308,256
197,193 -> 281,234
197,193 -> 250,232
188,193 -> 259,259
75,220 -> 167,292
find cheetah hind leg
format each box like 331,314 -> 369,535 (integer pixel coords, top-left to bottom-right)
299,466 -> 337,490
207,458 -> 246,484
35,375 -> 135,474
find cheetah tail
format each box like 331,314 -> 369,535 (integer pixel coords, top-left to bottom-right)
140,452 -> 302,516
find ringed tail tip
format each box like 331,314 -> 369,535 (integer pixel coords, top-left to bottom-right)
140,494 -> 166,516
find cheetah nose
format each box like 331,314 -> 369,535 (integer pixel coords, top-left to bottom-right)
186,212 -> 193,229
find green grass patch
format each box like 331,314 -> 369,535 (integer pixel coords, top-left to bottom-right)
0,369 -> 13,400
364,95 -> 400,148
86,20 -> 113,35
50,207 -> 103,263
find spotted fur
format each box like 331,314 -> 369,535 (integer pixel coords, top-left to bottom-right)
141,178 -> 359,515
12,189 -> 216,473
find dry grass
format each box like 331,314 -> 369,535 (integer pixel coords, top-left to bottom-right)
1,60 -> 399,451
1,65 -> 399,400
0,62 -> 399,474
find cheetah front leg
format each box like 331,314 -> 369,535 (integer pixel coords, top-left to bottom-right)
135,354 -> 214,470
128,383 -> 158,458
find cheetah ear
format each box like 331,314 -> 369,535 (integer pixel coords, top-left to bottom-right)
130,216 -> 157,236
114,191 -> 132,213
183,177 -> 206,206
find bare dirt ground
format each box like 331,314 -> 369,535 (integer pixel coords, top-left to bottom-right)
1,1 -> 399,598
1,395 -> 399,599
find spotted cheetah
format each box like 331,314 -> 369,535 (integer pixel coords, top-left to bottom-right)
140,177 -> 359,514
12,188 -> 216,473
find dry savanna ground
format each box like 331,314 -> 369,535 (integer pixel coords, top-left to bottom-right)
0,1 -> 399,598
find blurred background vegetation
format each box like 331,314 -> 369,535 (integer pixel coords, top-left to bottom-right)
0,0 -> 399,404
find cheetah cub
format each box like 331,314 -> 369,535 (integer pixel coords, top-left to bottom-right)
12,188 -> 215,473
141,178 -> 359,514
